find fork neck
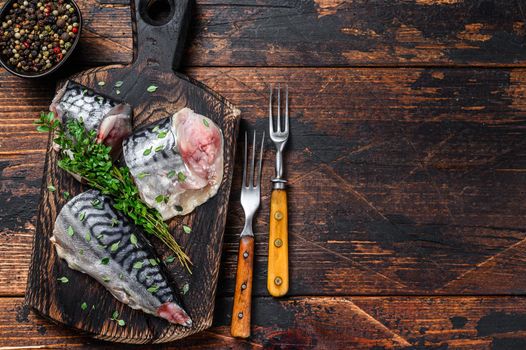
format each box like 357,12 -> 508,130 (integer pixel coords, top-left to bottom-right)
240,216 -> 255,237
272,149 -> 287,190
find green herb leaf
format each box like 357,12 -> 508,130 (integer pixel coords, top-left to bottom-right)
146,85 -> 158,93
84,231 -> 91,242
167,170 -> 176,178
149,258 -> 158,266
143,147 -> 152,156
155,144 -> 165,152
57,276 -> 69,284
183,225 -> 192,234
147,284 -> 159,293
111,218 -> 119,227
103,276 -> 111,282
133,261 -> 143,269
152,126 -> 160,133
114,81 -> 123,88
130,233 -> 138,247
79,212 -> 86,221
165,255 -> 175,263
37,125 -> 50,132
67,225 -> 74,236
117,319 -> 125,326
47,184 -> 56,192
138,172 -> 150,179
81,302 -> 87,310
115,89 -> 121,95
98,81 -> 105,86
79,249 -> 84,255
203,118 -> 210,127
177,172 -> 186,183
110,240 -> 120,252
157,131 -> 167,139
32,115 -> 192,272
90,198 -> 103,209
111,311 -> 119,320
182,283 -> 190,295
63,191 -> 70,199
155,194 -> 167,203
101,257 -> 110,265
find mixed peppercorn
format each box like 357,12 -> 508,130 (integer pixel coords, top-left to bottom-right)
0,0 -> 80,74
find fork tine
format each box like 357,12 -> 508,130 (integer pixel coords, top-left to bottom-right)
242,131 -> 247,188
269,86 -> 274,134
249,130 -> 256,188
256,131 -> 265,187
277,84 -> 281,132
284,85 -> 289,133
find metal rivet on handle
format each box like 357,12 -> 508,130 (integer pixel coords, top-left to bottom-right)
241,283 -> 247,290
274,276 -> 283,286
243,251 -> 249,259
274,211 -> 283,220
238,312 -> 244,319
274,238 -> 283,247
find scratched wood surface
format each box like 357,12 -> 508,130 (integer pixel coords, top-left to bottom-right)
2,0 -> 526,67
1,0 -> 526,348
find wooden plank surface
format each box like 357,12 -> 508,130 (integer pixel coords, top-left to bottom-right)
1,0 -> 526,347
2,0 -> 525,67
3,296 -> 526,349
2,67 -> 526,297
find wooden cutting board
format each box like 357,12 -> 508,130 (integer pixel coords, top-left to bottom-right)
25,0 -> 240,344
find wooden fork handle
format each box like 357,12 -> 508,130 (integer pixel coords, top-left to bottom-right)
231,236 -> 255,338
267,189 -> 289,297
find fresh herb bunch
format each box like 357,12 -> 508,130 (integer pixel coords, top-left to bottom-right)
35,111 -> 191,271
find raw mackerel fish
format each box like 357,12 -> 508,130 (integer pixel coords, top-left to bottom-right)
50,80 -> 132,157
123,108 -> 224,220
51,190 -> 192,326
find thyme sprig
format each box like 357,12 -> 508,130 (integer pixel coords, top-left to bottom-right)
35,112 -> 191,272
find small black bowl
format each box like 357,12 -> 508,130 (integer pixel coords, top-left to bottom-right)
0,0 -> 82,79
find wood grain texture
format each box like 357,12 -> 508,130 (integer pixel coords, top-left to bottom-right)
3,67 -> 526,298
1,0 -> 525,348
187,0 -> 526,67
230,235 -> 254,338
267,189 -> 289,297
2,0 -> 525,67
4,296 -> 526,349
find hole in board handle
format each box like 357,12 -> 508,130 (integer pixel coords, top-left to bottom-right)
139,0 -> 175,26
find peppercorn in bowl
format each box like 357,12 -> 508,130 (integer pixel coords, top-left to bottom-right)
0,0 -> 82,78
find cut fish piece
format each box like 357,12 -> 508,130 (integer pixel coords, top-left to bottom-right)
123,108 -> 224,220
51,190 -> 192,326
50,81 -> 132,158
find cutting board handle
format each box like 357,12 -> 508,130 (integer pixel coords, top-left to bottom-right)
133,0 -> 192,71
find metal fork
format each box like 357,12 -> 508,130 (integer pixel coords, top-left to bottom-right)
267,84 -> 290,297
269,84 -> 289,188
231,130 -> 264,339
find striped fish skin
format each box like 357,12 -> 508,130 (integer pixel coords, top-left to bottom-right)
51,190 -> 192,326
123,107 -> 224,220
50,81 -> 132,159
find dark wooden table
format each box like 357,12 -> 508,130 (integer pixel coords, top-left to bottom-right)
1,0 -> 526,348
